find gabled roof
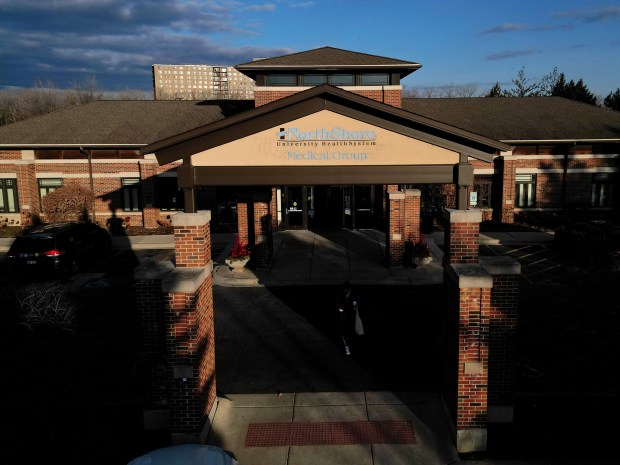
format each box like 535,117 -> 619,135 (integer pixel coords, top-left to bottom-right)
143,84 -> 510,165
235,46 -> 421,79
402,97 -> 620,142
0,100 -> 254,147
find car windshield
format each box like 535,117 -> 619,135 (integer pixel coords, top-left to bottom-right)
10,236 -> 56,253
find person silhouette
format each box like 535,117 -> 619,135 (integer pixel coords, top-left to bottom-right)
336,281 -> 361,355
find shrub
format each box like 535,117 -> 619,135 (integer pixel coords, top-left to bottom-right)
41,184 -> 93,223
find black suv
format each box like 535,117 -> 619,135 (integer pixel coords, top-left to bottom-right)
7,222 -> 112,277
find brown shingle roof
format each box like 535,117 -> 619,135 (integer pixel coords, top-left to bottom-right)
402,97 -> 620,141
0,100 -> 253,146
235,46 -> 421,79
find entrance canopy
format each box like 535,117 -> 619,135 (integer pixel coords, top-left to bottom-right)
141,85 -> 512,187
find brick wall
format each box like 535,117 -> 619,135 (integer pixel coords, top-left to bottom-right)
252,198 -> 273,269
0,150 -> 21,159
172,218 -> 210,268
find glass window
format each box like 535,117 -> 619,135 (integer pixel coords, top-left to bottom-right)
301,74 -> 326,85
473,175 -> 492,208
39,178 -> 63,203
592,173 -> 614,207
515,174 -> 536,207
360,73 -> 390,85
266,74 -> 297,86
121,178 -> 141,212
330,74 -> 355,86
157,177 -> 184,211
0,179 -> 19,213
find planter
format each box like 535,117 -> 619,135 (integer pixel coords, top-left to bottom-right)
225,256 -> 250,272
414,256 -> 433,267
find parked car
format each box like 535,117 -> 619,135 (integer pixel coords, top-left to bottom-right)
553,220 -> 620,256
6,221 -> 112,277
127,444 -> 239,465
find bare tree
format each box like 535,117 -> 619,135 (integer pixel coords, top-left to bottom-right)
66,74 -> 104,106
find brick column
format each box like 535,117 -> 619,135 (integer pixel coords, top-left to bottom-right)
443,208 -> 481,266
161,211 -> 216,443
253,190 -> 273,270
497,155 -> 516,224
445,264 -> 493,453
15,161 -> 39,226
480,257 -> 521,424
236,199 -> 249,246
134,259 -> 175,432
139,160 -> 160,228
387,190 -> 405,267
403,189 -> 421,245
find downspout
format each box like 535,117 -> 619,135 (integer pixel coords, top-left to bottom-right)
79,147 -> 97,223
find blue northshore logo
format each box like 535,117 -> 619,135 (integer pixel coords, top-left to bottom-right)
276,126 -> 376,163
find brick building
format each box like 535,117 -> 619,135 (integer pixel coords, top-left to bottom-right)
152,64 -> 255,100
0,46 -> 619,452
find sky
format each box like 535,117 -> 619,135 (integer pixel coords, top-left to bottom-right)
1,0 -> 619,98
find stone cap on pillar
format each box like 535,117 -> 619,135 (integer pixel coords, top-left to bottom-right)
404,189 -> 421,198
447,263 -> 493,289
388,191 -> 405,200
480,256 -> 521,275
444,208 -> 482,224
171,211 -> 211,227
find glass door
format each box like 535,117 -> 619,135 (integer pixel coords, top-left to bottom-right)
284,186 -> 307,230
354,185 -> 373,229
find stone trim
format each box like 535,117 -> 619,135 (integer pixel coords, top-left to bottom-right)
134,259 -> 175,280
404,188 -> 421,198
388,191 -> 405,200
444,208 -> 482,224
447,263 -> 493,288
480,256 -> 521,275
161,264 -> 213,293
171,211 -> 211,226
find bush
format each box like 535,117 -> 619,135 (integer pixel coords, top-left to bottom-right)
41,184 -> 93,223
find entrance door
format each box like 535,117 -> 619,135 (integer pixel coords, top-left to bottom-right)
284,186 -> 307,230
354,185 -> 373,229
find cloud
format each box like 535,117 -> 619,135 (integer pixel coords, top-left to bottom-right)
555,6 -> 620,23
486,49 -> 542,61
480,22 -> 572,34
290,1 -> 315,7
0,0 -> 286,90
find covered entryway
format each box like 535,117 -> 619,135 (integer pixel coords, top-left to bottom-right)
138,84 -> 517,454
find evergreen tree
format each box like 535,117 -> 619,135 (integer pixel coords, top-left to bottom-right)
551,74 -> 596,105
485,82 -> 503,97
604,88 -> 620,111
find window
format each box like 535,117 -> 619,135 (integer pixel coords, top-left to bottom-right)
0,179 -> 19,213
330,74 -> 355,86
360,73 -> 390,85
301,74 -> 326,85
266,74 -> 297,86
592,173 -> 614,207
158,177 -> 184,211
473,175 -> 492,208
515,174 -> 536,207
121,178 -> 141,212
39,178 -> 63,202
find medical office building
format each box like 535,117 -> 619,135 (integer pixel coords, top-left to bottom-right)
0,47 -> 619,452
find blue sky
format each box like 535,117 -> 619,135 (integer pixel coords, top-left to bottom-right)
1,0 -> 619,97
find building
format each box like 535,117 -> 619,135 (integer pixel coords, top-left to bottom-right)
152,64 -> 255,100
0,46 -> 619,452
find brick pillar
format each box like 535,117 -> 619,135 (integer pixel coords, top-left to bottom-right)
498,156 -> 516,224
236,200 -> 249,245
253,190 -> 273,270
161,211 -> 216,443
270,187 -> 278,232
387,190 -> 405,267
442,209 -> 521,453
481,257 -> 521,424
445,264 -> 493,453
15,161 -> 39,227
403,189 -> 421,245
443,208 -> 481,266
139,160 -> 159,228
134,260 -> 175,431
